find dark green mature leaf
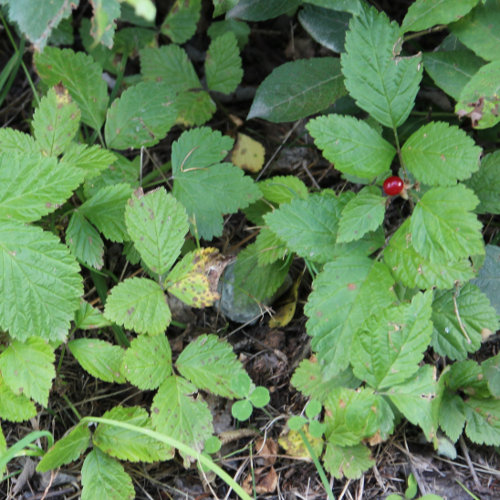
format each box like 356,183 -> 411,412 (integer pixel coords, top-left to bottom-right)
472,245 -> 500,316
466,151 -> 500,214
207,19 -> 251,49
66,211 -> 105,270
213,0 -> 238,17
247,58 -> 346,122
161,0 -> 201,44
447,360 -> 490,397
439,390 -> 467,442
304,0 -> 366,16
0,374 -> 36,422
323,443 -> 374,479
35,48 -> 107,130
483,353 -> 500,398
227,0 -> 300,21
341,6 -> 422,128
465,398 -> 500,446
0,223 -> 83,342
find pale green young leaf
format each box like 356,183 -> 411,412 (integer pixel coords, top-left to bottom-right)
472,245 -> 500,316
411,185 -> 484,262
259,175 -> 309,204
37,424 -> 90,472
0,223 -> 83,342
254,227 -> 287,265
176,334 -> 250,398
207,19 -> 250,49
122,334 -> 172,390
93,406 -> 173,462
74,300 -> 111,330
125,187 -> 188,275
0,128 -> 37,155
122,0 -> 156,21
81,449 -> 134,500
0,338 -> 55,406
323,443 -> 374,480
402,122 -> 480,186
466,150 -> 500,214
0,153 -> 84,223
206,32 -> 243,94
68,338 -> 125,383
305,255 -> 396,376
104,277 -> 171,335
307,115 -> 396,179
0,374 -> 36,422
439,390 -> 466,442
90,0 -> 120,48
35,48 -> 107,130
227,0 -> 300,21
175,90 -> 216,126
105,81 -> 177,150
61,143 -> 117,182
247,58 -> 346,122
464,399 -> 500,446
337,186 -> 386,243
483,353 -> 500,398
431,283 -> 498,361
33,86 -> 81,157
79,183 -> 134,242
402,0 -> 479,33
341,6 -> 422,128
66,211 -> 105,270
161,0 -> 201,43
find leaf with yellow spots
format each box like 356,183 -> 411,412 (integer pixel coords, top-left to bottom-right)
269,271 -> 302,328
278,425 -> 323,461
231,133 -> 265,173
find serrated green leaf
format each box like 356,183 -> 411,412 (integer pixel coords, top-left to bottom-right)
79,183 -> 133,242
125,187 -> 188,275
466,150 -> 500,214
307,115 -> 396,179
402,122 -> 480,186
205,32 -> 243,94
227,0 -> 300,21
0,223 -> 83,342
341,6 -> 422,127
464,398 -> 500,446
105,81 -> 177,150
104,277 -> 171,335
259,175 -> 309,204
0,338 -> 55,406
33,86 -> 81,157
483,353 -> 500,398
93,406 -> 173,462
0,128 -> 37,155
0,372 -> 37,422
176,334 -> 249,398
305,255 -> 396,376
81,449 -> 134,500
323,443 -> 374,479
207,19 -> 250,50
122,334 -> 172,390
90,0 -> 121,48
254,227 -> 287,265
213,0 -> 238,17
248,58 -> 346,122
175,90 -> 216,126
68,338 -> 125,383
337,186 -> 386,243
61,143 -> 117,182
37,424 -> 90,472
74,300 -> 111,330
161,0 -> 201,43
472,245 -> 500,316
402,0 -> 479,33
439,390 -> 467,442
0,153 -> 84,223
431,283 -> 498,361
447,360 -> 490,397
66,211 -> 105,269
35,47 -> 107,130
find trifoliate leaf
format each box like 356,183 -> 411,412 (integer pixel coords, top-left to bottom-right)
472,244 -> 500,316
206,32 -> 242,94
341,6 -> 422,128
0,338 -> 55,406
307,115 -> 396,179
122,334 -> 171,390
104,278 -> 171,335
402,122 -> 480,186
410,185 -> 484,262
0,222 -> 83,342
161,0 -> 201,43
464,398 -> 500,446
37,424 -> 90,472
439,390 -> 467,442
68,338 -> 125,383
35,47 -> 107,130
323,443 -> 374,480
74,300 -> 111,330
66,211 -> 105,269
0,128 -> 37,155
305,255 -> 396,376
61,143 -> 117,182
81,449 -> 134,500
105,81 -> 177,150
93,406 -> 173,462
466,150 -> 500,214
0,374 -> 36,422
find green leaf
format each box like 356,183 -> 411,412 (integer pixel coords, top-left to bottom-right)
90,0 -> 121,48
79,183 -> 134,242
422,50 -> 485,100
341,6 -> 422,128
439,390 -> 466,442
402,0 -> 479,33
464,398 -> 500,446
105,81 -> 177,150
213,0 -> 238,17
66,211 -> 105,269
0,374 -> 36,422
74,300 -> 111,330
231,399 -> 253,421
447,360 -> 490,397
455,60 -> 500,129
351,292 -> 433,389
483,353 -> 500,398
61,143 -> 117,182
227,0 -> 301,21
0,222 -> 83,342
254,227 -> 287,265
81,449 -> 134,500
104,277 -> 171,335
0,338 -> 55,406
259,175 -> 309,204
337,186 -> 386,243
93,406 -> 172,462
33,86 -> 81,157
0,153 -> 84,223
402,122 -> 480,186
125,187 -> 188,275
305,255 -> 396,375
249,386 -> 270,407
172,127 -> 260,240
161,0 -> 201,44
0,424 -> 6,477
307,115 -> 396,179
37,424 -> 90,472
35,47 -> 107,130
466,150 -> 500,214
175,90 -> 216,126
323,443 -> 374,480
68,338 -> 125,383
176,334 -> 250,398
205,32 -> 243,94
303,0 -> 366,16
472,244 -> 500,316
0,128 -> 37,155
247,58 -> 346,122
207,19 -> 250,50
122,334 -> 172,390
431,283 -> 498,361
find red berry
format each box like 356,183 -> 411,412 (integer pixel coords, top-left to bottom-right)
383,176 -> 404,196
